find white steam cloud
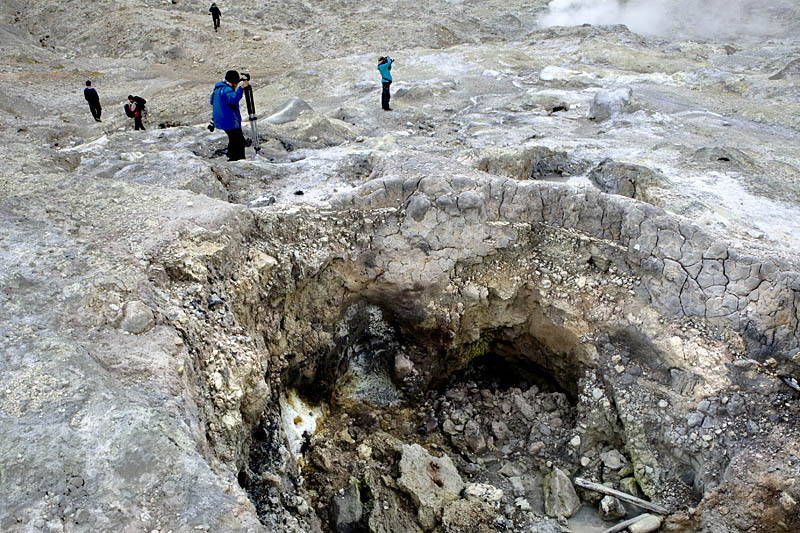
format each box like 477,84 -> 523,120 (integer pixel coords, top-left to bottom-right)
541,0 -> 797,40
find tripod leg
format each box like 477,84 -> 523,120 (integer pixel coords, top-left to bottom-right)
242,85 -> 260,153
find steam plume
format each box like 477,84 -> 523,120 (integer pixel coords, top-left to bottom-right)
540,0 -> 796,40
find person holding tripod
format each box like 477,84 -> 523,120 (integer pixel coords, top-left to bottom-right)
210,70 -> 248,161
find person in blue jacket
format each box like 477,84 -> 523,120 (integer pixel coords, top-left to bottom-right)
210,70 -> 248,161
377,56 -> 394,111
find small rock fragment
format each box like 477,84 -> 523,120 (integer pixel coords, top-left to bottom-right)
120,301 -> 155,334
628,513 -> 662,533
599,495 -> 626,521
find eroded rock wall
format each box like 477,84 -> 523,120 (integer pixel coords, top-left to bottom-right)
331,163 -> 800,365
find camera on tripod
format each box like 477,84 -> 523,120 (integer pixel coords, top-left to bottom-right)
240,72 -> 250,82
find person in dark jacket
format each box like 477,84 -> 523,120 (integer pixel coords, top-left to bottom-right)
377,56 -> 394,111
84,80 -> 102,122
127,95 -> 147,130
210,70 -> 248,161
209,3 -> 221,32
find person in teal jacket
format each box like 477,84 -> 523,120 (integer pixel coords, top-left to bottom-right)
377,56 -> 394,111
210,70 -> 248,161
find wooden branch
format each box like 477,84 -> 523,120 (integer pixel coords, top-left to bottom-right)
573,477 -> 671,515
601,514 -> 652,533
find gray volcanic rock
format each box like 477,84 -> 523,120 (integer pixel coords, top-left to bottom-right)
265,97 -> 314,125
2,1 -> 800,533
587,86 -> 634,121
543,468 -> 580,518
475,145 -> 589,181
769,58 -> 800,80
398,444 -> 465,529
331,483 -> 364,533
599,495 -> 626,521
588,158 -> 666,204
120,300 -> 155,333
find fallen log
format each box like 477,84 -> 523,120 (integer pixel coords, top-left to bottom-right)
573,477 -> 670,515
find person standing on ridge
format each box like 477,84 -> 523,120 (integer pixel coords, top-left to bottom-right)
377,56 -> 394,111
84,80 -> 102,122
209,3 -> 221,32
210,70 -> 248,161
127,95 -> 147,130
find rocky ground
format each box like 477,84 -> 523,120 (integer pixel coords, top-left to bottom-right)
2,1 -> 800,532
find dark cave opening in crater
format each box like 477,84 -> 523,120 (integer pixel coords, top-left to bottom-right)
237,301 -> 605,530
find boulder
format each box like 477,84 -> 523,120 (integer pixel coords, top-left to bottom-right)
587,86 -> 633,121
265,97 -> 314,125
543,467 -> 580,518
588,159 -> 665,204
475,146 -> 587,181
398,443 -> 465,529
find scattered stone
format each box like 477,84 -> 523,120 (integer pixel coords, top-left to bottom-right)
687,412 -> 705,427
357,443 -> 372,460
543,468 -> 580,518
628,513 -> 662,533
331,483 -> 363,533
600,449 -> 626,470
464,420 -> 487,454
599,495 -> 626,521
464,483 -> 504,508
394,353 -> 415,380
398,443 -> 465,529
780,491 -> 796,512
120,301 -> 155,334
515,497 -> 532,511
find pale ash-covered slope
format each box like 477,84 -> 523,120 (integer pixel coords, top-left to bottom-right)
1,1 -> 800,532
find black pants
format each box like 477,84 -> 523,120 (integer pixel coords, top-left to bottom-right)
134,115 -> 145,130
381,81 -> 391,110
89,103 -> 102,121
225,128 -> 246,161
213,16 -> 220,30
